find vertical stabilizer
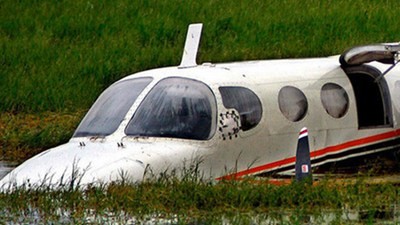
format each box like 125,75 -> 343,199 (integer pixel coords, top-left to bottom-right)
179,23 -> 203,68
295,127 -> 312,182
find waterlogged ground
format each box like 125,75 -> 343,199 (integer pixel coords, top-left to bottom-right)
0,161 -> 16,180
1,170 -> 400,224
2,208 -> 399,224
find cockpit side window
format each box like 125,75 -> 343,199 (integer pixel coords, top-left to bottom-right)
73,77 -> 153,137
125,77 -> 217,140
219,87 -> 262,131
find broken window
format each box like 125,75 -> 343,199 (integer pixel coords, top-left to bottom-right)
219,87 -> 262,131
278,86 -> 308,122
125,77 -> 217,140
74,77 -> 153,137
320,83 -> 349,118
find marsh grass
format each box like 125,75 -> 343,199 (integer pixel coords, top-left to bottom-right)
1,1 -> 400,222
0,112 -> 82,161
1,0 -> 400,160
1,0 -> 399,113
0,173 -> 399,224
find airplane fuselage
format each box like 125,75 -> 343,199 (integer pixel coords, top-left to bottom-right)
1,24 -> 399,189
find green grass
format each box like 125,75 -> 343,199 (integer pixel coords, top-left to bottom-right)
1,0 -> 399,113
0,112 -> 82,161
1,2 -> 399,222
1,0 -> 399,160
0,176 -> 399,224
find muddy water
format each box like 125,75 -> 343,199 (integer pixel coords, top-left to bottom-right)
0,161 -> 17,179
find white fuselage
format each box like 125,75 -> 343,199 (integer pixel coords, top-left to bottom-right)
1,56 -> 399,189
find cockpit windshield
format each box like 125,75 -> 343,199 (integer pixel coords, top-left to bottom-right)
125,77 -> 217,140
73,77 -> 153,137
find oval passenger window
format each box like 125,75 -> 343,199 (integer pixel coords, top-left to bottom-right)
278,86 -> 308,122
320,83 -> 349,118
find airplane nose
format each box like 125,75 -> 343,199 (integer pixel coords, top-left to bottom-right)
86,157 -> 147,185
0,142 -> 147,190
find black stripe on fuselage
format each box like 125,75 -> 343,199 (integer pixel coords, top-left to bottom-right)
256,137 -> 400,177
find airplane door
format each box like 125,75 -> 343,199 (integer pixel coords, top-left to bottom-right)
343,65 -> 393,129
340,43 -> 399,129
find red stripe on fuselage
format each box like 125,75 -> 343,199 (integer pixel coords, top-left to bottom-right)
216,129 -> 400,180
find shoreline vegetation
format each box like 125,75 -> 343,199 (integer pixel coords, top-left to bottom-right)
1,174 -> 399,224
1,0 -> 400,223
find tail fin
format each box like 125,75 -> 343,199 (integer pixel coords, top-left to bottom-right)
295,127 -> 312,182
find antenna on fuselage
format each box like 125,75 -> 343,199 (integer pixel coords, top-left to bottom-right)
295,127 -> 312,183
178,23 -> 203,69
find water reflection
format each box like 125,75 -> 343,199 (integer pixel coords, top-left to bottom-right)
0,161 -> 17,179
1,207 -> 399,224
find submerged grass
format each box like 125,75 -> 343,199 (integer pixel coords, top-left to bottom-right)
0,176 -> 399,224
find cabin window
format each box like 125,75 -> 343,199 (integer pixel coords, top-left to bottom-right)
219,87 -> 262,131
73,77 -> 153,137
278,86 -> 308,122
125,77 -> 217,140
320,83 -> 349,118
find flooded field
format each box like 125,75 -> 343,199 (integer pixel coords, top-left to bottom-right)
0,161 -> 16,180
1,161 -> 400,224
0,200 -> 400,225
1,158 -> 400,224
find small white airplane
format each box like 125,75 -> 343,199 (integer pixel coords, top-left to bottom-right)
1,23 -> 399,189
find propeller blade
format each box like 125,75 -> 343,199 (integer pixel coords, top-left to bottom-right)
295,127 -> 312,182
